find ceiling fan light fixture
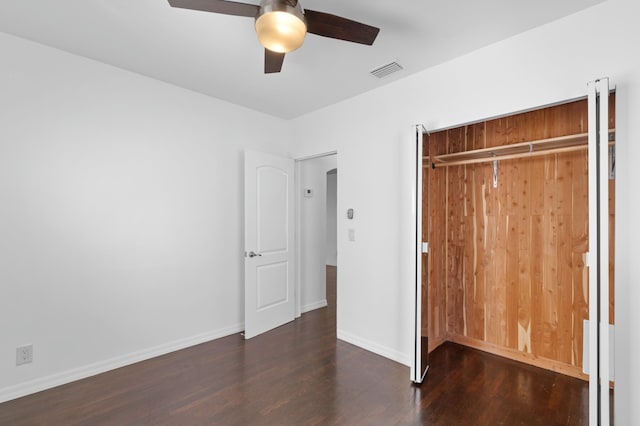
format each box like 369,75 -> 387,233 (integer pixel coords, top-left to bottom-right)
255,0 -> 307,53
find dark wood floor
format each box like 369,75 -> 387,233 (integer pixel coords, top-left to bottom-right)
0,266 -> 588,425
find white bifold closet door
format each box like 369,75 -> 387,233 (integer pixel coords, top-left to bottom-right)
412,125 -> 429,383
587,77 -> 613,426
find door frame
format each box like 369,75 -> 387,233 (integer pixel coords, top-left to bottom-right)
294,150 -> 338,318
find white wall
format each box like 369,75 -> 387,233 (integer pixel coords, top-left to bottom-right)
297,155 -> 337,313
326,170 -> 338,266
0,33 -> 289,401
290,0 -> 640,422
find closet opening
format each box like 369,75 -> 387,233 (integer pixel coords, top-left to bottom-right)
417,94 -> 615,420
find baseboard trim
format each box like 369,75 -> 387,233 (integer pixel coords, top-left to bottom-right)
0,323 -> 244,404
337,329 -> 410,367
447,334 -> 588,381
428,335 -> 448,354
301,300 -> 328,314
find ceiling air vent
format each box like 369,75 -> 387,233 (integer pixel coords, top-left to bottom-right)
370,61 -> 403,79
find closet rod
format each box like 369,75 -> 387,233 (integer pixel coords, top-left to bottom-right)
425,145 -> 582,168
424,129 -> 615,168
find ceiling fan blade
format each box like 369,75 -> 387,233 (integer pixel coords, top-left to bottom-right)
168,0 -> 259,18
265,49 -> 285,74
304,9 -> 380,46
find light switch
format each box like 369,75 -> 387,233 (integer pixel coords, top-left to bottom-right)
348,229 -> 355,241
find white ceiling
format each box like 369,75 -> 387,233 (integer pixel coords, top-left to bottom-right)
0,0 -> 603,119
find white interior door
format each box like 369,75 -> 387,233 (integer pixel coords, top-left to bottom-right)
244,150 -> 295,339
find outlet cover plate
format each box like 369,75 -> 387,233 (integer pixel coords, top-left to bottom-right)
16,345 -> 33,366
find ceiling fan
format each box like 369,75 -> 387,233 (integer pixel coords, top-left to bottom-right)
168,0 -> 380,73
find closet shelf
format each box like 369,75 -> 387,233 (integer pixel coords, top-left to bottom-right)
425,130 -> 615,168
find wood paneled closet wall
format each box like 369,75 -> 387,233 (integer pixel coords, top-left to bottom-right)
422,97 -> 615,380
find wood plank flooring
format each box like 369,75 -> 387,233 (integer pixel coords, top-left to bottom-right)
0,266 -> 588,425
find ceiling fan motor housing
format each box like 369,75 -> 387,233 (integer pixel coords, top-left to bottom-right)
168,0 -> 380,73
255,0 -> 307,53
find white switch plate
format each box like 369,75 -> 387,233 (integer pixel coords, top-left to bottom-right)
348,229 -> 355,241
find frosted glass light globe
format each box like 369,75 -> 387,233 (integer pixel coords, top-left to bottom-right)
255,0 -> 307,53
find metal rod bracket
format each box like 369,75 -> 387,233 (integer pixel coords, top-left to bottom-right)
492,159 -> 498,188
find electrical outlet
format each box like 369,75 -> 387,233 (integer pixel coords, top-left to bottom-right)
16,345 -> 33,366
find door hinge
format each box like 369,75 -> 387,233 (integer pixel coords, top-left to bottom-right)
422,242 -> 429,254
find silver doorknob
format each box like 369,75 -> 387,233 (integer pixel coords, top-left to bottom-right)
247,251 -> 262,258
